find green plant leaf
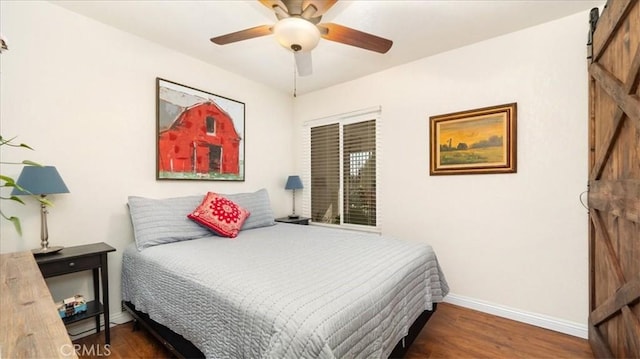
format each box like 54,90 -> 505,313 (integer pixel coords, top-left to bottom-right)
22,160 -> 42,166
9,195 -> 26,205
0,211 -> 23,236
2,181 -> 33,195
8,217 -> 22,236
0,134 -> 42,235
0,174 -> 16,184
38,197 -> 54,206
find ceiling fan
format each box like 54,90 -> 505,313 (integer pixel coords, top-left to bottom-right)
210,0 -> 393,77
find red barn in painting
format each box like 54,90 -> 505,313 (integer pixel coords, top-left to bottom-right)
158,102 -> 241,176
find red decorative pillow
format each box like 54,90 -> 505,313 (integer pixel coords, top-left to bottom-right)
187,192 -> 250,238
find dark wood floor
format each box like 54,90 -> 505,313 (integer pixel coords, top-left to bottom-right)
73,303 -> 593,358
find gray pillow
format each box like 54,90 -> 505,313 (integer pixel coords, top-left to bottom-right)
222,188 -> 276,230
128,195 -> 211,251
127,189 -> 275,251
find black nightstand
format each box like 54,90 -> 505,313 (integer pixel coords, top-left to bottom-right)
35,242 -> 116,344
275,216 -> 310,225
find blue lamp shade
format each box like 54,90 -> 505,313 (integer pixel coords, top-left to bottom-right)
11,166 -> 70,196
285,175 -> 303,190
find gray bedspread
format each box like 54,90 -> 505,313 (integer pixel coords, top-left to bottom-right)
122,224 -> 448,358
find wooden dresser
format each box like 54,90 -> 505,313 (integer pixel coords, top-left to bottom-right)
0,251 -> 78,358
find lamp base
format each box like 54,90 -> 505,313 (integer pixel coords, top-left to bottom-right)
32,246 -> 64,256
288,214 -> 300,219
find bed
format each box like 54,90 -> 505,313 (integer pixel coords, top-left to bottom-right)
122,190 -> 449,358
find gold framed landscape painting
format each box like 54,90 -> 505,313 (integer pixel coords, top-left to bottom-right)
430,103 -> 517,175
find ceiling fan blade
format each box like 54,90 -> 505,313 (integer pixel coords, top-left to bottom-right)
272,4 -> 289,19
259,0 -> 335,17
319,23 -> 393,54
300,3 -> 318,19
282,0 -> 305,15
258,0 -> 289,19
303,0 -> 337,17
258,0 -> 286,12
294,51 -> 313,76
210,25 -> 273,45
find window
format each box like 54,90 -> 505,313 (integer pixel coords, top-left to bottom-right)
343,120 -> 376,226
303,108 -> 380,230
206,116 -> 216,135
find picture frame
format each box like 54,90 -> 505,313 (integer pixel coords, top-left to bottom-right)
429,103 -> 517,175
156,78 -> 245,181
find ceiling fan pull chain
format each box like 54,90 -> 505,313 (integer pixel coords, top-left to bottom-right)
293,60 -> 297,98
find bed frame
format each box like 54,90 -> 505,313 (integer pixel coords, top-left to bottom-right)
122,300 -> 437,358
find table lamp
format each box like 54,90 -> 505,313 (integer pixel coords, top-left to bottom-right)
11,166 -> 70,255
285,175 -> 303,219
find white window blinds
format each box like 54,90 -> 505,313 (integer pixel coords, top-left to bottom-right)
302,107 -> 381,231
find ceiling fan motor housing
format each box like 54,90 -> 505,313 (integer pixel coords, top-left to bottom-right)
273,17 -> 320,52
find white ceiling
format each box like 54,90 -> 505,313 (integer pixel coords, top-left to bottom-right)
51,0 -> 603,95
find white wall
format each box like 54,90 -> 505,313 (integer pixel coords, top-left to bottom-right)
0,0 -> 294,327
294,11 -> 590,332
1,0 -> 593,339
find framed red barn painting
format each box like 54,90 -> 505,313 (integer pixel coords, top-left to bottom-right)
156,78 -> 245,181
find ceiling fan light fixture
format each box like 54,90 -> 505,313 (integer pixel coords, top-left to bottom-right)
273,17 -> 320,52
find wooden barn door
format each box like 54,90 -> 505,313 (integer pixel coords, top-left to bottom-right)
587,0 -> 640,357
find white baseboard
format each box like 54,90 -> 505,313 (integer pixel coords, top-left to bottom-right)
67,310 -> 133,341
443,293 -> 588,339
